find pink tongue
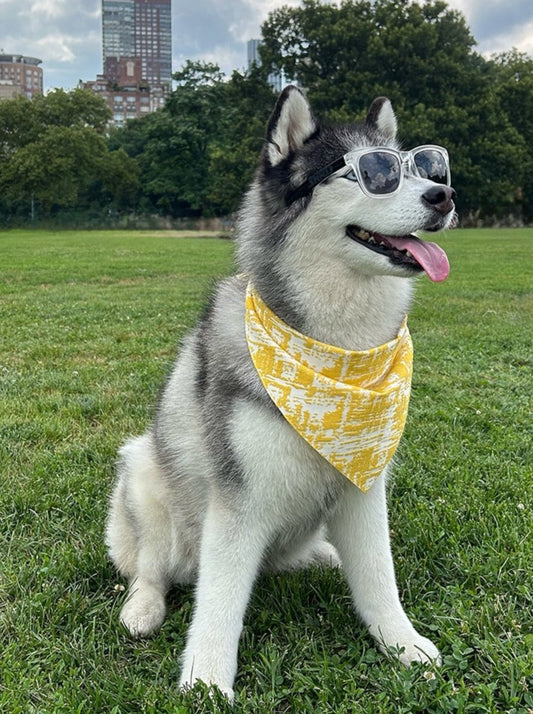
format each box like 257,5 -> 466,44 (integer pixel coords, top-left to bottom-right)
385,235 -> 450,282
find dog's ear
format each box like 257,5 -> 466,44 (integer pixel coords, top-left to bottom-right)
365,97 -> 397,141
266,86 -> 317,166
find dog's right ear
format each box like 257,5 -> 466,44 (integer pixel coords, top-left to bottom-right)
365,97 -> 398,141
266,86 -> 317,167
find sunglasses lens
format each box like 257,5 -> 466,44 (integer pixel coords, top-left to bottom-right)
414,149 -> 449,185
358,151 -> 401,195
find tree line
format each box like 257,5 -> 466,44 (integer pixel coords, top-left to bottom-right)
0,89 -> 139,224
1,0 -> 532,226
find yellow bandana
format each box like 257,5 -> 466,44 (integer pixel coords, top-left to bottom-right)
245,284 -> 413,492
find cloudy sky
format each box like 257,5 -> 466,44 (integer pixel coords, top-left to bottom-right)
0,0 -> 532,92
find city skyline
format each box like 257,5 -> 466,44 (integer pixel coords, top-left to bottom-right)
1,1 -> 533,93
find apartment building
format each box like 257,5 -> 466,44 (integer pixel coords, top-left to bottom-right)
0,54 -> 43,100
82,0 -> 171,126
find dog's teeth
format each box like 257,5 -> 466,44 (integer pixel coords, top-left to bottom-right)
367,236 -> 376,244
359,230 -> 371,240
405,250 -> 412,258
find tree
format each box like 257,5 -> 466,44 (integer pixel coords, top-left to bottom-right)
0,126 -> 106,212
206,66 -> 275,214
260,0 -> 479,118
110,62 -> 275,217
109,62 -> 225,216
88,148 -> 140,211
488,51 -> 533,220
32,87 -> 111,134
0,95 -> 40,159
109,106 -> 208,216
0,89 -> 138,220
0,89 -> 110,158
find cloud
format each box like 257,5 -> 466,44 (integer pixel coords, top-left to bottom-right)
22,0 -> 71,20
446,0 -> 533,53
34,35 -> 76,63
170,0 -> 302,75
1,0 -> 101,89
227,0 -> 301,42
482,20 -> 533,57
171,0 -> 288,74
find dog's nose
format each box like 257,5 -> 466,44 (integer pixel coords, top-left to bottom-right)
422,185 -> 456,215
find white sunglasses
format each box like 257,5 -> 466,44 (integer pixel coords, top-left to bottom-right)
287,145 -> 451,204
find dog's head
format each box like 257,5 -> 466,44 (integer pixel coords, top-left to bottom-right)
249,86 -> 456,283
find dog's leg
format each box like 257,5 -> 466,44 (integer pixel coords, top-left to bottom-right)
107,435 -> 173,637
179,496 -> 268,701
269,525 -> 341,572
328,475 -> 441,665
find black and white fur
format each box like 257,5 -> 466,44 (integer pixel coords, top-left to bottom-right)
106,87 -> 455,700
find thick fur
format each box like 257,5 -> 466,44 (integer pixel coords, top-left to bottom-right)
106,87 -> 456,700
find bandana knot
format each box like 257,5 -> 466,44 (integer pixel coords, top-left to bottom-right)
245,284 -> 413,492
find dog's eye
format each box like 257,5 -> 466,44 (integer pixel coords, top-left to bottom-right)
343,169 -> 357,182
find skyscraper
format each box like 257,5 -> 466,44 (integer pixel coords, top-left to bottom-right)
102,0 -> 135,65
246,39 -> 286,93
83,0 -> 171,126
134,0 -> 172,89
101,0 -> 171,90
247,39 -> 261,68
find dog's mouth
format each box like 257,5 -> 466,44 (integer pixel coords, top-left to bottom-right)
347,226 -> 450,282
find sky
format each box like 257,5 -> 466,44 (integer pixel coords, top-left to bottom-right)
0,0 -> 532,93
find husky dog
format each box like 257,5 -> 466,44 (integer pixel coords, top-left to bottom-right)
106,86 -> 456,700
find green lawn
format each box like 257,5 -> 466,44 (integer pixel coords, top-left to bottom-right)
1,228 -> 531,713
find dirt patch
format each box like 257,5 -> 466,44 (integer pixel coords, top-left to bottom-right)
134,230 -> 231,239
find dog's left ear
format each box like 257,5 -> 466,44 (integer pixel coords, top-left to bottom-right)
365,97 -> 398,141
266,86 -> 317,167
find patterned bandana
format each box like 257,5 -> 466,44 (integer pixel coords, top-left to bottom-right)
245,284 -> 413,492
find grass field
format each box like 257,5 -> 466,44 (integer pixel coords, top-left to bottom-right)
1,228 -> 532,713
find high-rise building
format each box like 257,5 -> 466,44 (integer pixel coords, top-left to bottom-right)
101,0 -> 171,90
246,39 -> 286,93
134,0 -> 172,89
102,0 -> 135,64
0,54 -> 43,100
83,0 -> 171,126
247,39 -> 261,69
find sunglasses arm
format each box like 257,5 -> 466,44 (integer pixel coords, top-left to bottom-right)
285,156 -> 347,206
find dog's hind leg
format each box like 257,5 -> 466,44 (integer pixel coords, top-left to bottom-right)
328,474 -> 441,666
106,434 -> 175,638
268,525 -> 341,572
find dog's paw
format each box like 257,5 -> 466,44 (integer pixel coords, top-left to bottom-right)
119,589 -> 166,638
371,624 -> 441,666
311,539 -> 342,568
394,634 -> 441,666
272,536 -> 342,572
179,673 -> 234,703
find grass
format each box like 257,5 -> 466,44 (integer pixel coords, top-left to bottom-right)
0,227 -> 532,713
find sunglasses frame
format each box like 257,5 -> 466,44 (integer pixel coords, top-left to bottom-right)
286,144 -> 450,205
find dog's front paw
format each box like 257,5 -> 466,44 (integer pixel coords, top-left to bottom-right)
371,624 -> 441,666
179,671 -> 234,703
120,588 -> 166,638
394,634 -> 441,666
